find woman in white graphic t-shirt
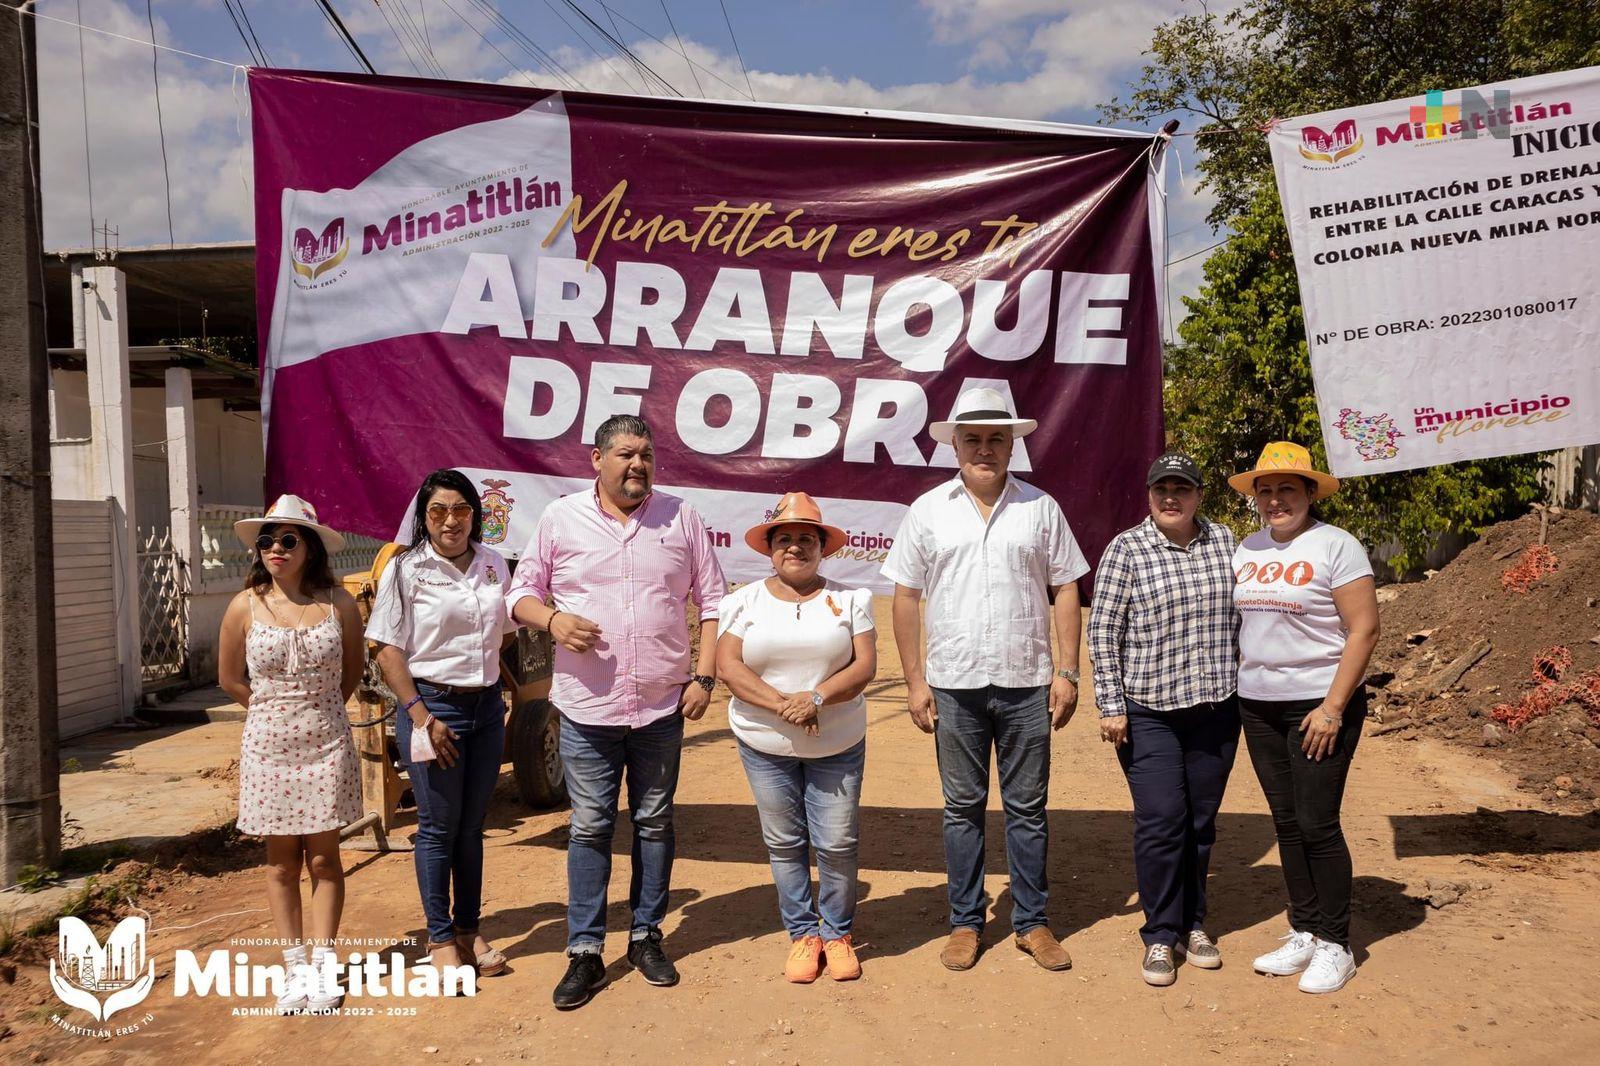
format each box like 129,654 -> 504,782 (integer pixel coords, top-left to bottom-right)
1227,442 -> 1379,997
715,492 -> 877,986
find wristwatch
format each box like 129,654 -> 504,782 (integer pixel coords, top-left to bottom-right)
692,674 -> 716,694
810,691 -> 825,708
1056,667 -> 1080,684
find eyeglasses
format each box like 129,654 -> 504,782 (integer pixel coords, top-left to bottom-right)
255,532 -> 300,552
426,502 -> 474,522
772,532 -> 821,549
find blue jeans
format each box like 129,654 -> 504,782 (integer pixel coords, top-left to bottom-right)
400,683 -> 505,945
736,738 -> 865,941
1115,696 -> 1240,947
933,685 -> 1051,934
560,711 -> 684,954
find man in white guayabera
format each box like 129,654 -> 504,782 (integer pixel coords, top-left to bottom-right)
882,387 -> 1090,975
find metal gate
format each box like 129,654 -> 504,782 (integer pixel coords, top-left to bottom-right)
138,527 -> 189,686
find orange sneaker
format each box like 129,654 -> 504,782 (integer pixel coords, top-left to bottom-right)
785,935 -> 824,983
823,935 -> 861,981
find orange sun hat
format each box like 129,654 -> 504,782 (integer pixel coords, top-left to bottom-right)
1227,441 -> 1341,498
743,492 -> 848,557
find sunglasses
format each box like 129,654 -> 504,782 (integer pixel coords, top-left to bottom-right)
426,502 -> 475,522
255,532 -> 301,552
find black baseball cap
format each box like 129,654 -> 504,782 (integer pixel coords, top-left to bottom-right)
1146,452 -> 1201,487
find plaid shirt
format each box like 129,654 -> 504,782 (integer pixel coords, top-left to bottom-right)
1088,516 -> 1239,717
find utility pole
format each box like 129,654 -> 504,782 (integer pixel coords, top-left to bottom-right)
0,0 -> 61,883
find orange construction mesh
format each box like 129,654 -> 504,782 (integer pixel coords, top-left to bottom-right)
1491,645 -> 1600,731
1500,544 -> 1558,594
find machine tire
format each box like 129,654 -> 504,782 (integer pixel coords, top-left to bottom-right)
510,696 -> 567,808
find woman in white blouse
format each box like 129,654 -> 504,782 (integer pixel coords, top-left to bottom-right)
367,470 -> 519,981
716,493 -> 877,985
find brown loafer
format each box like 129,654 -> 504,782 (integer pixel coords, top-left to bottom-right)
940,928 -> 981,971
1015,927 -> 1071,971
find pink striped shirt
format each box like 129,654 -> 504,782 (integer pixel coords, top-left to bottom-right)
506,485 -> 727,728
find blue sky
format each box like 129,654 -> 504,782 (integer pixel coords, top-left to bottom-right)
33,0 -> 1221,310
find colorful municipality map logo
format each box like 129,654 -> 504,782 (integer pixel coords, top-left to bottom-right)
1335,407 -> 1405,461
1298,119 -> 1364,164
291,217 -> 350,281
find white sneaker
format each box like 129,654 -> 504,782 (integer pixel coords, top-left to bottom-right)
274,966 -> 309,1014
1298,940 -> 1356,994
305,953 -> 345,1012
1252,930 -> 1318,976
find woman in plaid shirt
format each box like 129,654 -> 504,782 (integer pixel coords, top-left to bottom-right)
1088,453 -> 1241,988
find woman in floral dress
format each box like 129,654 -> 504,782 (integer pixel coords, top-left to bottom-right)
218,495 -> 365,1013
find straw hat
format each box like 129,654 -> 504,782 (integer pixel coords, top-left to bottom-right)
1226,442 -> 1340,498
743,492 -> 847,557
233,494 -> 346,554
928,387 -> 1038,445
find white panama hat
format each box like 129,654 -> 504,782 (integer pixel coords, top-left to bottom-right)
928,386 -> 1038,445
233,494 -> 346,554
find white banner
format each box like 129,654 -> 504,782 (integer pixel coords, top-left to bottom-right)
1270,65 -> 1600,476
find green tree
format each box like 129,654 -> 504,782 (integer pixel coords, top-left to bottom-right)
1104,0 -> 1597,573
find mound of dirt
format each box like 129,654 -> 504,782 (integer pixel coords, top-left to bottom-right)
1367,508 -> 1600,807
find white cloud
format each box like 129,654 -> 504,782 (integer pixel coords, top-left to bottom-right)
36,0 -> 254,249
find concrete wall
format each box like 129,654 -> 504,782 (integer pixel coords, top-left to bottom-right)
49,369 -> 264,517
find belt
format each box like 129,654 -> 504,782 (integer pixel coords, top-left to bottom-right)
415,679 -> 493,696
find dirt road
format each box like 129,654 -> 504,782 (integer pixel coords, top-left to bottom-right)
9,601 -> 1600,1064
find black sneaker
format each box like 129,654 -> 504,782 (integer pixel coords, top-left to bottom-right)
552,952 -> 607,1010
626,931 -> 680,987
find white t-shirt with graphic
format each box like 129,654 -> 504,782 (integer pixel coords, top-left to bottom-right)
1232,521 -> 1374,701
718,578 -> 874,758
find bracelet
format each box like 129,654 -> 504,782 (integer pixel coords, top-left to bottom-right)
400,694 -> 424,716
547,610 -> 562,633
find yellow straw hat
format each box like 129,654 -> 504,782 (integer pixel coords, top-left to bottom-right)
1226,441 -> 1340,498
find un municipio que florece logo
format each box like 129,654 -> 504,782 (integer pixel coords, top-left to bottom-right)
49,916 -> 157,1024
1334,407 -> 1405,461
1298,119 -> 1365,165
290,217 -> 350,284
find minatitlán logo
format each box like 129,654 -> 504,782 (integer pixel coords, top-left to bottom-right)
291,218 -> 350,281
1299,119 -> 1364,164
49,916 -> 157,1024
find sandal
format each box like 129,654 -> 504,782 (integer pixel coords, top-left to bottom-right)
456,932 -> 508,977
426,940 -> 472,995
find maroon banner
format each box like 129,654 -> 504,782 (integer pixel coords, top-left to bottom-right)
251,69 -> 1167,590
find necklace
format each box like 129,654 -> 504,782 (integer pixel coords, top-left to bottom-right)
774,577 -> 825,619
267,591 -> 313,628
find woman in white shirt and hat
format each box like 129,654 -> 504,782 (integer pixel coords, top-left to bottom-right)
367,469 -> 519,982
1228,442 -> 1379,995
217,494 -> 366,1013
716,493 -> 877,984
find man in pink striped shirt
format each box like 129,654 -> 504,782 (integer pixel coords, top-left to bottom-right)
507,415 -> 726,1009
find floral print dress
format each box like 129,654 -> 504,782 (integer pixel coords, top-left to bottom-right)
236,595 -> 362,836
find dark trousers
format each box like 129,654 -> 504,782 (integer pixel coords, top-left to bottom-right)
932,685 -> 1051,934
1239,690 -> 1366,949
560,711 -> 684,951
401,683 -> 505,944
1116,696 -> 1241,947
